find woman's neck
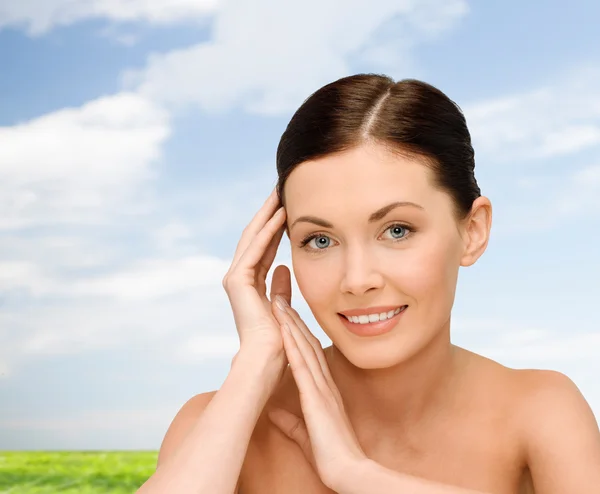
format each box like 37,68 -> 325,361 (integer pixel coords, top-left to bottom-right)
324,320 -> 464,436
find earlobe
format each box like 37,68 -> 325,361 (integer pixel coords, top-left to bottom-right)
460,197 -> 492,267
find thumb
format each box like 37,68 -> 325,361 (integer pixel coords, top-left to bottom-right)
268,408 -> 314,464
269,265 -> 291,305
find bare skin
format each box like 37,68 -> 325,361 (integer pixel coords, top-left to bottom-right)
141,142 -> 600,494
171,345 -> 598,494
243,347 -> 534,493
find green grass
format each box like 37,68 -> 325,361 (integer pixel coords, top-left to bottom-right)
0,451 -> 158,493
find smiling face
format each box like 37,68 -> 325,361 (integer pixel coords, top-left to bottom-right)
283,142 -> 472,369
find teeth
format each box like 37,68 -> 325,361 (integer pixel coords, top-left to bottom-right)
345,306 -> 405,324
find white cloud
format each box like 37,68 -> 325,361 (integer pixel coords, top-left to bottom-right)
0,249 -> 297,377
0,92 -> 170,230
0,97 -> 286,378
0,0 -> 219,35
464,65 -> 600,163
71,255 -> 229,301
151,221 -> 195,252
175,334 -> 241,362
0,264 -> 230,375
0,260 -> 60,310
491,161 -> 600,234
125,0 -> 468,115
0,255 -> 228,300
0,234 -> 122,271
555,163 -> 600,216
464,66 -> 600,231
0,91 -> 176,378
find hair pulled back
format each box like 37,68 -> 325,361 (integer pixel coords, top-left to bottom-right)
276,74 -> 481,220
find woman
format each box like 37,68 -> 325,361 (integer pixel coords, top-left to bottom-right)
138,75 -> 600,493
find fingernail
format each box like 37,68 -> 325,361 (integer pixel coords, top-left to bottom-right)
275,295 -> 288,311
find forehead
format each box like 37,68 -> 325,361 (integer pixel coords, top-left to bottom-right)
284,143 -> 439,215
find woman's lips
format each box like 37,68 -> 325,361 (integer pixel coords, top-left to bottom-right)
337,306 -> 407,337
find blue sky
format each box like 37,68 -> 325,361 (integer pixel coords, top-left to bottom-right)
0,0 -> 599,450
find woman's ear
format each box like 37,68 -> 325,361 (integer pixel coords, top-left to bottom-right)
460,196 -> 492,267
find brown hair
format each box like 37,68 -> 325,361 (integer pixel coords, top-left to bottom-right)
276,73 -> 481,220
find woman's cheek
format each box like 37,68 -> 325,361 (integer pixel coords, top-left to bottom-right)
398,244 -> 458,310
291,255 -> 327,303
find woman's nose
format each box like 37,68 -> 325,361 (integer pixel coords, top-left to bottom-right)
339,247 -> 384,296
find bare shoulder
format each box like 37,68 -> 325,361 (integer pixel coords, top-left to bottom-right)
157,390 -> 218,468
510,369 -> 600,492
458,351 -> 600,490
468,355 -> 598,430
457,348 -> 591,406
510,368 -> 597,423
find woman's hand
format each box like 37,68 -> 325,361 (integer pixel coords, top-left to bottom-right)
222,187 -> 290,367
267,297 -> 368,489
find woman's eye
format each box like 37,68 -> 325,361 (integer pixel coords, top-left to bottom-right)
386,224 -> 409,240
307,235 -> 331,250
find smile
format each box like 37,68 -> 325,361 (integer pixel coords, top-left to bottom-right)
337,305 -> 408,337
340,305 -> 407,324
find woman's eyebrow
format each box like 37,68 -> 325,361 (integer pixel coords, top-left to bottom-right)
290,201 -> 424,230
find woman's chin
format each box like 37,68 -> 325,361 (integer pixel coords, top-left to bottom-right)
330,339 -> 414,370
327,329 -> 433,370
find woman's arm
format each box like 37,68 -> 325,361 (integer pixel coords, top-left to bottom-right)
337,460 -> 488,494
137,348 -> 283,494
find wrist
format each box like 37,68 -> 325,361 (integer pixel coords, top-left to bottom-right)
233,347 -> 286,390
235,344 -> 284,368
328,458 -> 377,493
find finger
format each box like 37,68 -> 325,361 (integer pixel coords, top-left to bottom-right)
256,222 -> 286,294
269,265 -> 292,305
268,408 -> 315,468
280,322 -> 319,393
229,188 -> 281,271
259,221 -> 285,276
227,207 -> 286,283
280,318 -> 329,396
281,306 -> 337,392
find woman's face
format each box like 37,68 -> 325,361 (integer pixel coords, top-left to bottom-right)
284,142 -> 472,369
